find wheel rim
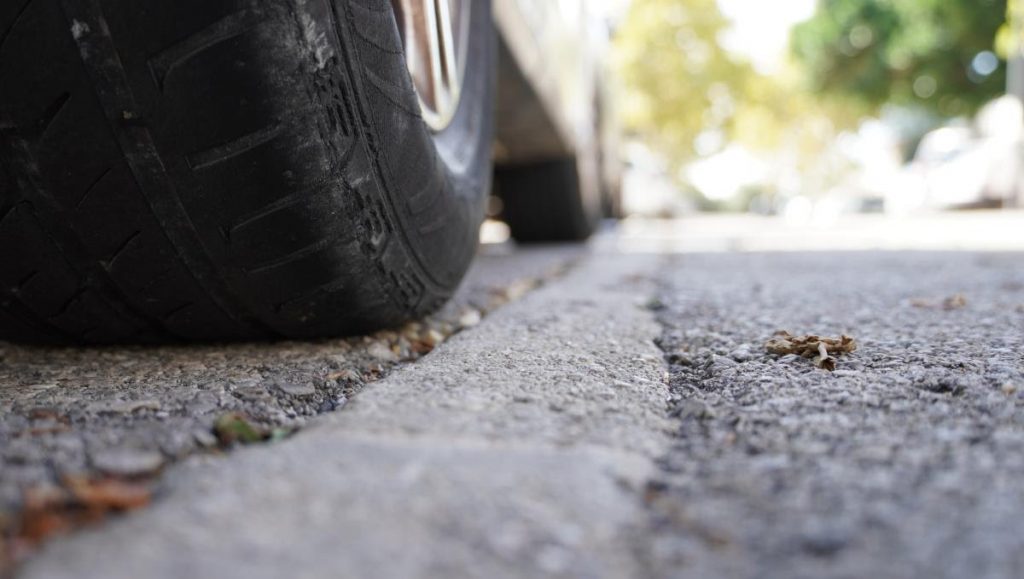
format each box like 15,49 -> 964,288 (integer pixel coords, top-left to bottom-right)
392,0 -> 470,132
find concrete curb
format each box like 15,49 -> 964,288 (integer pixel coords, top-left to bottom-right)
22,253 -> 672,579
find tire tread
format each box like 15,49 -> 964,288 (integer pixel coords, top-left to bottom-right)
0,0 -> 490,343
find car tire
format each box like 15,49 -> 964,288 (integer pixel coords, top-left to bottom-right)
0,0 -> 493,344
495,157 -> 599,243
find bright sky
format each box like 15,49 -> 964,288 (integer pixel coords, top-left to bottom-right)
716,0 -> 818,74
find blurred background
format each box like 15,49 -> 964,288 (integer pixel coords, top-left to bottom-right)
599,0 -> 1024,225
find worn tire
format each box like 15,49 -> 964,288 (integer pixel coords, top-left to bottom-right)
0,0 -> 493,344
495,157 -> 599,243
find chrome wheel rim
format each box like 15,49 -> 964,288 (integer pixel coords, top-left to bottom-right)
392,0 -> 470,132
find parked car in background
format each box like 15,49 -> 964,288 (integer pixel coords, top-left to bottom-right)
0,0 -> 620,344
887,96 -> 1024,213
493,0 -> 622,235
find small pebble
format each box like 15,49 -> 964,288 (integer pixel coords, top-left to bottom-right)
193,429 -> 218,448
367,342 -> 399,362
459,309 -> 482,328
420,329 -> 445,349
273,380 -> 317,397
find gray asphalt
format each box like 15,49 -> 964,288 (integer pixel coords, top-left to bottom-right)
6,226 -> 1024,578
646,251 -> 1024,579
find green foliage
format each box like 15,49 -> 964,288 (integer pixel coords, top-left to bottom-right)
792,0 -> 1007,117
614,0 -> 1005,195
614,0 -> 858,175
614,0 -> 750,162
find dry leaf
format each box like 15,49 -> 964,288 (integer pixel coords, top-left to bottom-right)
5,461 -> 162,567
765,331 -> 856,371
812,342 -> 836,371
943,294 -> 967,310
63,476 -> 151,511
910,294 -> 966,310
19,407 -> 72,436
12,475 -> 152,558
26,407 -> 69,423
326,368 -> 361,382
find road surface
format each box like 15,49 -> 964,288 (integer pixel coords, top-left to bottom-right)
4,213 -> 1024,578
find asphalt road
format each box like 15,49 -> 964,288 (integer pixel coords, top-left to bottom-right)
646,251 -> 1024,579
5,214 -> 1024,578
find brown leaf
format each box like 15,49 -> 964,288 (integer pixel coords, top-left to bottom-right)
13,476 -> 152,559
910,294 -> 967,310
19,407 -> 72,436
765,331 -> 857,357
409,340 -> 434,355
326,368 -> 361,383
26,407 -> 69,423
942,294 -> 967,310
18,486 -> 71,544
815,357 -> 837,371
23,424 -> 71,437
63,476 -> 151,511
765,331 -> 856,371
813,343 -> 836,371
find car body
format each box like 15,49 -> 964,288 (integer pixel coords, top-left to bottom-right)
887,97 -> 1024,213
493,0 -> 621,216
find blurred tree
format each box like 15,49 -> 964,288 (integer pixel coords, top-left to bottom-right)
1000,0 -> 1024,97
792,0 -> 1007,118
614,0 -> 858,182
613,0 -> 749,162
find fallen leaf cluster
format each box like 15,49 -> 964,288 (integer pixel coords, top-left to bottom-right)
765,331 -> 857,371
2,476 -> 152,569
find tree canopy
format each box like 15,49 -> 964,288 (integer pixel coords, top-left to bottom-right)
614,0 -> 852,174
614,0 -> 749,161
791,0 -> 1007,118
613,0 -> 1009,198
